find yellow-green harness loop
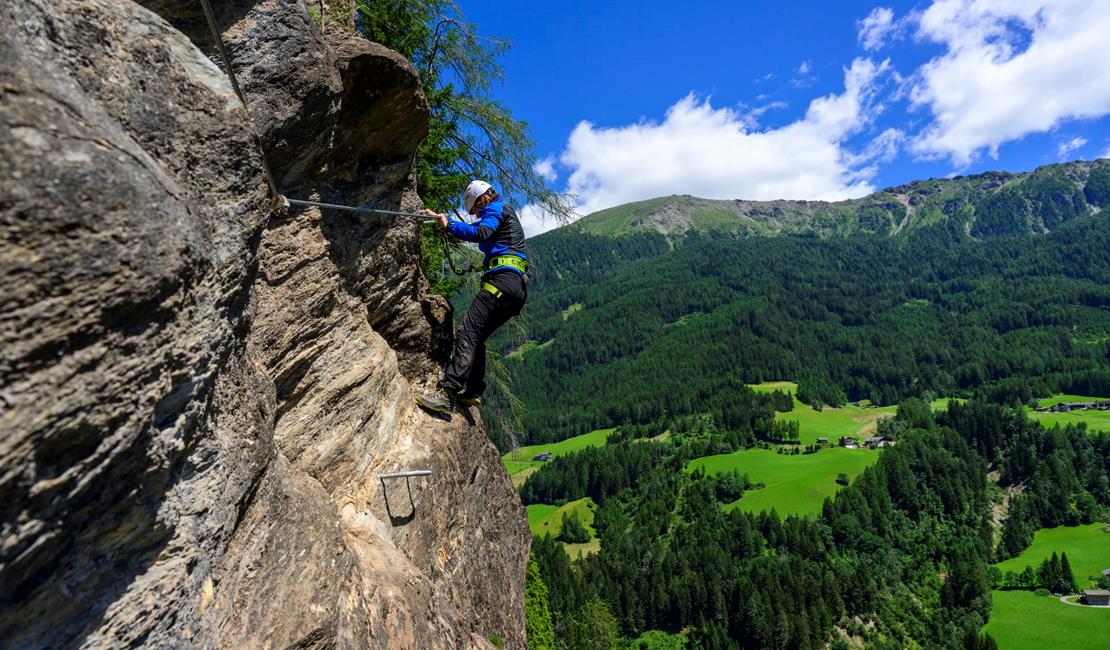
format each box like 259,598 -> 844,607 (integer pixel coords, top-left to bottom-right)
484,254 -> 527,274
481,282 -> 503,298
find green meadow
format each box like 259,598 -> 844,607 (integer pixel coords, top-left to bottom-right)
1026,394 -> 1110,435
687,446 -> 878,516
748,381 -> 954,444
1033,394 -> 1110,408
526,497 -> 600,559
994,524 -> 1110,587
502,428 -> 615,477
984,590 -> 1110,650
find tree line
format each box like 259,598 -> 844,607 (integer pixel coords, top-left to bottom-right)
526,401 -> 1110,648
484,205 -> 1110,446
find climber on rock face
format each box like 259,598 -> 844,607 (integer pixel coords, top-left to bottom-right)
416,180 -> 529,414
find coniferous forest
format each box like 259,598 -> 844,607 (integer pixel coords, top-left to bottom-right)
487,162 -> 1110,648
528,403 -> 1110,649
487,163 -> 1110,446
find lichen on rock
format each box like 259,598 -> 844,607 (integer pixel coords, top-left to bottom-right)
0,1 -> 528,648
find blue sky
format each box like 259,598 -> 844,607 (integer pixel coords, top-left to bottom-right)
458,0 -> 1110,232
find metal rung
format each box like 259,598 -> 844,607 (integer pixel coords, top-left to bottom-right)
379,470 -> 431,480
378,471 -> 431,524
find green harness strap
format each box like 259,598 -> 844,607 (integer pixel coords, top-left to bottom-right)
481,282 -> 503,298
484,254 -> 527,274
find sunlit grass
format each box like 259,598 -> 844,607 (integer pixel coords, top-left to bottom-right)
688,446 -> 879,516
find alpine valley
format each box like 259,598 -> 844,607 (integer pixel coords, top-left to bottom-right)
487,159 -> 1110,649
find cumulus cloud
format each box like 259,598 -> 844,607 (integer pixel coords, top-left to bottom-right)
858,7 -> 896,51
1102,144 -> 1110,160
908,0 -> 1110,165
551,58 -> 894,221
1056,136 -> 1087,160
533,155 -> 558,182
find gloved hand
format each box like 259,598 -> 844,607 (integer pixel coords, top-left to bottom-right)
420,209 -> 449,229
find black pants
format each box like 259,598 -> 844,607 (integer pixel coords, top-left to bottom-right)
439,271 -> 527,395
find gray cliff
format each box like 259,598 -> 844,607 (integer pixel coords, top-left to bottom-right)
0,0 -> 528,647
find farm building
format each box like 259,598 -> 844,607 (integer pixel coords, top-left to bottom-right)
532,452 -> 552,462
1050,401 -> 1110,412
864,436 -> 892,449
838,437 -> 858,449
1080,589 -> 1110,606
816,437 -> 829,445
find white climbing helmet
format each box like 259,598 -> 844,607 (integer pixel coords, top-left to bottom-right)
463,180 -> 493,213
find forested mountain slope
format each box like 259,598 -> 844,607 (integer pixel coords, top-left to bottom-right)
485,160 -> 1110,447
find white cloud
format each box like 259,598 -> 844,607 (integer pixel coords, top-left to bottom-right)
533,155 -> 558,182
850,128 -> 905,165
908,0 -> 1110,165
551,58 -> 894,221
1100,144 -> 1110,160
792,60 -> 817,88
859,7 -> 896,50
517,203 -> 555,238
738,100 -> 789,129
1056,136 -> 1087,160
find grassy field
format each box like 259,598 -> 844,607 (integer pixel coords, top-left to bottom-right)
750,381 -> 800,394
994,524 -> 1110,587
509,466 -> 538,489
687,446 -> 878,516
501,428 -> 615,477
1032,394 -> 1110,408
1026,394 -> 1110,434
984,590 -> 1110,650
526,497 -> 600,559
748,382 -> 954,444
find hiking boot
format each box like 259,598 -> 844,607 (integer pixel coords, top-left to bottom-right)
415,389 -> 454,415
457,393 -> 482,407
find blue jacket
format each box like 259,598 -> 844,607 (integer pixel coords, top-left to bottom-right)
446,198 -> 528,274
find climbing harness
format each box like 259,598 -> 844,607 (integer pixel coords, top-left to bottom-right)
483,254 -> 527,274
481,281 -> 503,298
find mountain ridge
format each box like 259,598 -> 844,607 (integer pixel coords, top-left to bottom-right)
482,158 -> 1110,446
562,159 -> 1108,240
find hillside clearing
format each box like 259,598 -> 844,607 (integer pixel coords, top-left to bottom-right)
688,447 -> 878,516
526,497 -> 599,559
994,524 -> 1110,587
1027,394 -> 1110,434
749,382 -> 954,444
502,428 -> 615,479
984,590 -> 1110,650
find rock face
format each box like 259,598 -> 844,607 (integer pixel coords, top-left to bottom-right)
0,1 -> 528,648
